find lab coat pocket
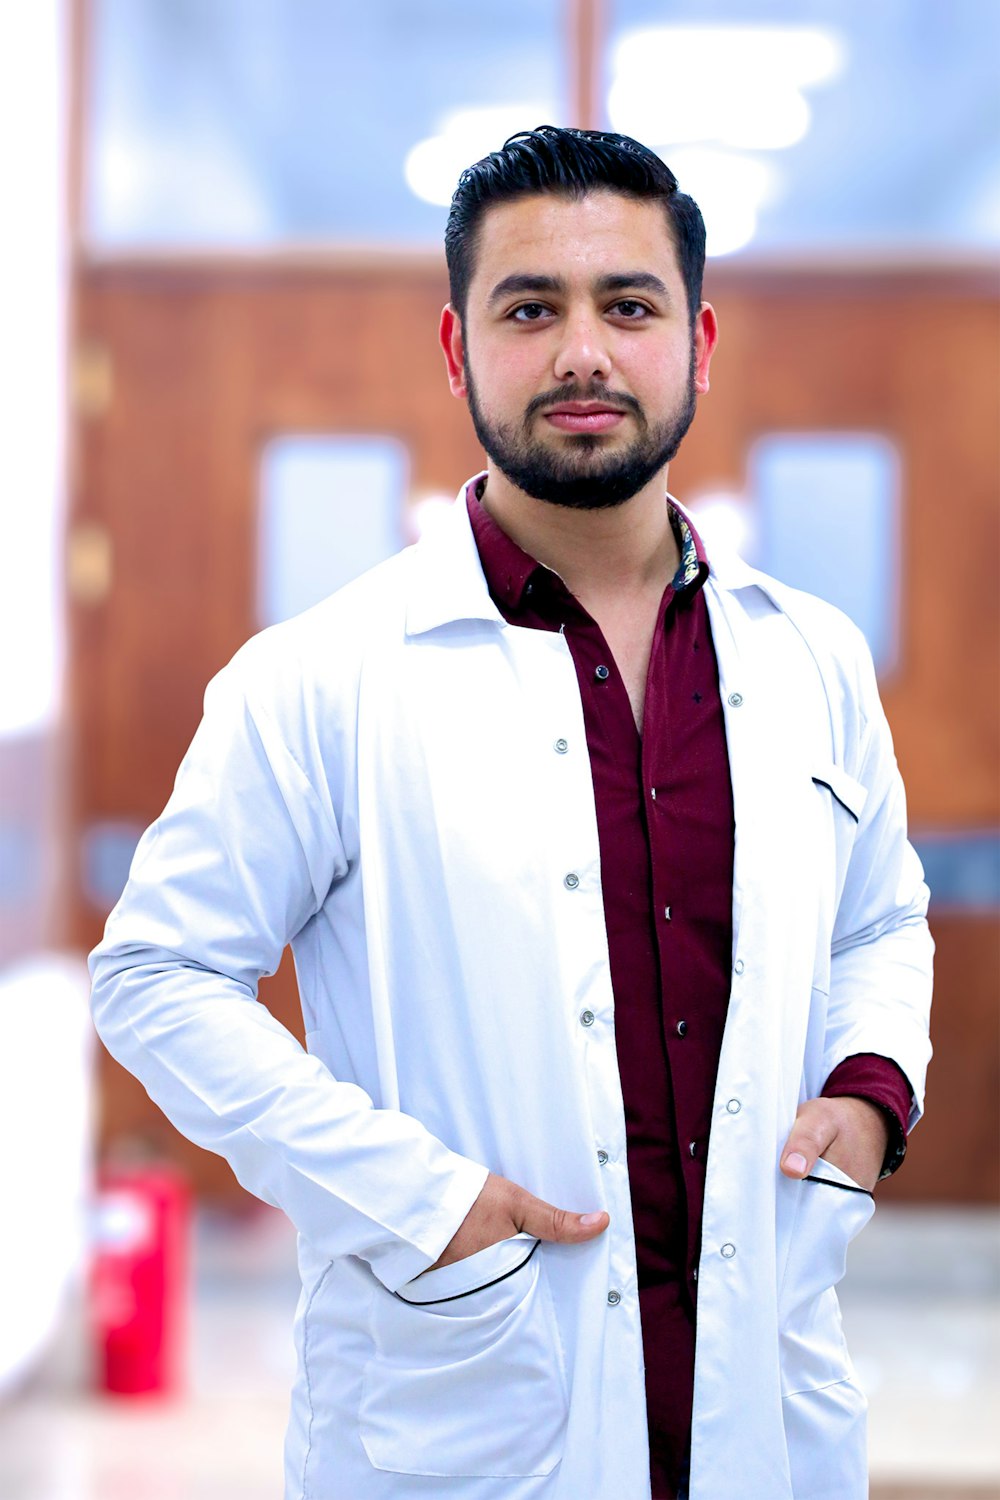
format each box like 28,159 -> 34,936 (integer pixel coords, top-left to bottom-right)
811,763 -> 868,823
359,1232 -> 569,1477
778,1157 -> 874,1398
811,763 -> 868,941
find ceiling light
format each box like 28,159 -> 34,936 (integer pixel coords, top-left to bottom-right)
406,105 -> 554,207
664,148 -> 776,257
609,25 -> 843,153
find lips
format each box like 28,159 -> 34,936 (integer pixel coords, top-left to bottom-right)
543,405 -> 627,434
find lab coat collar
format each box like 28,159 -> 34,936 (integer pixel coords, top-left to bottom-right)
405,476 -> 507,637
404,475 -> 763,637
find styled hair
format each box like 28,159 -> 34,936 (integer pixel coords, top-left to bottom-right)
445,124 -> 706,327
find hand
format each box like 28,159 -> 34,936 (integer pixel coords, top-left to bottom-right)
780,1096 -> 889,1193
426,1171 -> 610,1272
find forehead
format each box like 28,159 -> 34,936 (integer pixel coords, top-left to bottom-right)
468,190 -> 682,300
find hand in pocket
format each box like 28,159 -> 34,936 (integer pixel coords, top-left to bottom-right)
427,1170 -> 609,1272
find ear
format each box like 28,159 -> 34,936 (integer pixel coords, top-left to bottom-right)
693,301 -> 719,395
439,304 -> 468,398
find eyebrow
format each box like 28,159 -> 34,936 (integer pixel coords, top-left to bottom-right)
486,271 -> 671,308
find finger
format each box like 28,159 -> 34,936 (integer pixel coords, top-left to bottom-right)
780,1110 -> 837,1180
517,1191 -> 610,1243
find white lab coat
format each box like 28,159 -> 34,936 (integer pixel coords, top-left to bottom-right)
89,480 -> 933,1500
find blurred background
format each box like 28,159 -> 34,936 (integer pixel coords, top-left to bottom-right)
0,1 -> 997,1496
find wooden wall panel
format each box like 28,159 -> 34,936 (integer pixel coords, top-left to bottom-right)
68,258 -> 999,1201
677,268 -> 1000,827
878,914 -> 999,1205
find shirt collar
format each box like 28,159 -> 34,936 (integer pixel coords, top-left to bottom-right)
465,475 -> 542,612
466,472 -> 711,611
668,501 -> 709,595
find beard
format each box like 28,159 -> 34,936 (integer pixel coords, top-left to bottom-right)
464,346 -> 698,510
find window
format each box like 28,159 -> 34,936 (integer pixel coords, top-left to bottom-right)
257,435 -> 409,627
748,432 -> 901,675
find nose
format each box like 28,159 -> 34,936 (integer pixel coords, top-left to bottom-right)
553,309 -> 613,385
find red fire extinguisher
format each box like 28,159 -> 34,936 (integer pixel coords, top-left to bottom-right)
89,1161 -> 191,1396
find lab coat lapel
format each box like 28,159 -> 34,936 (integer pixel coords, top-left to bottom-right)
702,564 -> 826,990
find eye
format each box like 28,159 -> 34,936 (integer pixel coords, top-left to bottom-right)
611,299 -> 651,320
510,302 -> 553,322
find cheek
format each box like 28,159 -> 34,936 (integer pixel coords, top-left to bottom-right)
474,346 -> 543,413
635,339 -> 691,387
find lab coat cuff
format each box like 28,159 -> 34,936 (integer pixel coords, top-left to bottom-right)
363,1157 -> 491,1293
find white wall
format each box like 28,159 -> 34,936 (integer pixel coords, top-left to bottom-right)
0,0 -> 68,738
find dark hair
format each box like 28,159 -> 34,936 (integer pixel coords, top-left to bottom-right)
445,125 -> 706,327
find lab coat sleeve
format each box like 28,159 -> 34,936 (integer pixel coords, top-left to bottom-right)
823,631 -> 934,1131
88,654 -> 490,1293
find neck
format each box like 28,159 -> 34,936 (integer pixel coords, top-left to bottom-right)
478,461 -> 680,603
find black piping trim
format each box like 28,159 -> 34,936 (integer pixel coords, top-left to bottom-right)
393,1237 -> 541,1306
811,775 -> 861,822
804,1173 -> 874,1199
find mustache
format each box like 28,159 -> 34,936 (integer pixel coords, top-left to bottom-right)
525,383 -> 644,421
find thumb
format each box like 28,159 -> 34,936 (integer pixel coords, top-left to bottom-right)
516,1190 -> 610,1244
780,1110 -> 835,1180
780,1146 -> 812,1180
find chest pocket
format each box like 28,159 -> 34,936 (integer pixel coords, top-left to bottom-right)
359,1233 -> 568,1478
810,762 -> 868,942
812,762 -> 868,823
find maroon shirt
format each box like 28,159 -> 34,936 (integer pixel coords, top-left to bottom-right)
466,478 -> 911,1500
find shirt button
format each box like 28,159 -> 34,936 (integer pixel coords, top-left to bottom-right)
564,872 -> 580,889
721,1243 -> 736,1259
663,905 -> 672,921
692,1266 -> 699,1282
597,1149 -> 609,1165
689,1140 -> 698,1157
595,665 -> 610,681
676,1019 -> 688,1037
728,692 -> 744,708
650,787 -> 657,800
580,1009 -> 595,1027
734,959 -> 745,975
607,1289 -> 622,1306
554,738 -> 569,754
726,1098 -> 741,1114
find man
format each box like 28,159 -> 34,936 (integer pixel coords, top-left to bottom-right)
89,127 -> 933,1500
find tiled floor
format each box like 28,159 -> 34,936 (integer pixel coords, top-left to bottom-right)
1,1204 -> 997,1499
840,1208 -> 1000,1495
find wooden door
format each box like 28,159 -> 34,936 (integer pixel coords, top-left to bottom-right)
68,257 -> 999,1202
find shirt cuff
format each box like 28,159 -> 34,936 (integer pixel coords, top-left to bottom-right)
821,1053 -> 914,1179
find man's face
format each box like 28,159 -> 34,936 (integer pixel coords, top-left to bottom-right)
441,190 -> 717,509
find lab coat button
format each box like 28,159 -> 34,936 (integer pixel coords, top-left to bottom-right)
728,692 -> 744,707
564,872 -> 580,889
554,738 -> 569,754
580,1009 -> 596,1027
734,959 -> 745,975
676,1019 -> 688,1036
597,1149 -> 609,1165
726,1098 -> 741,1114
607,1289 -> 622,1306
721,1242 -> 736,1259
